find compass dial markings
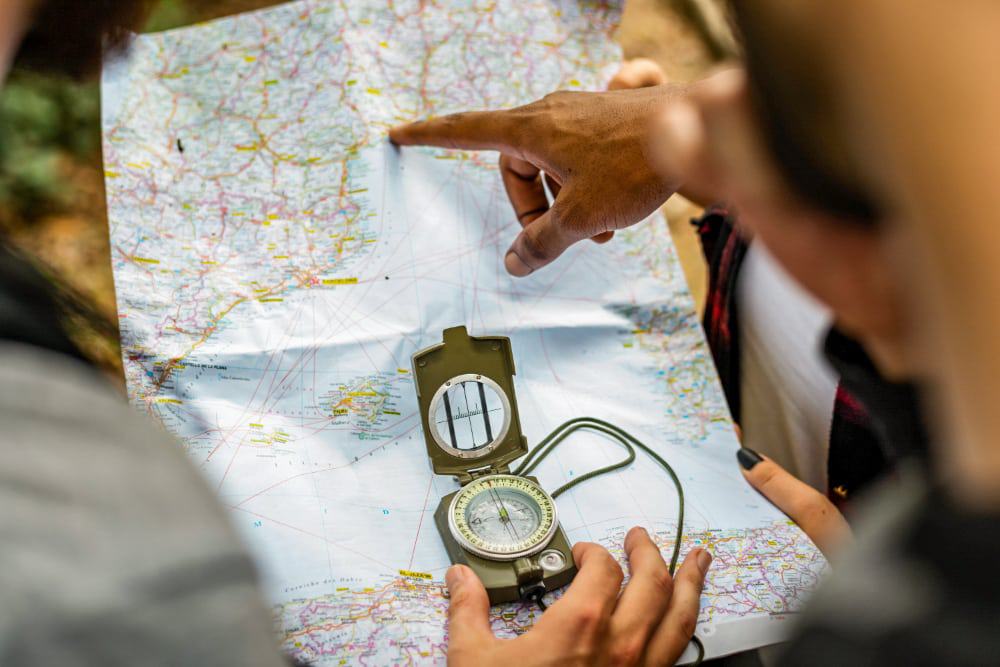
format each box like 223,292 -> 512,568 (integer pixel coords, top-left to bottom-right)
449,474 -> 557,560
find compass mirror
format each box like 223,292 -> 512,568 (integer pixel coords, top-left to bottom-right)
428,374 -> 511,459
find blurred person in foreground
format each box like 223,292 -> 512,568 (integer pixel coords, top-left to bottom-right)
608,56 -> 925,549
0,6 -> 288,666
391,0 -> 1000,664
0,1 -> 709,665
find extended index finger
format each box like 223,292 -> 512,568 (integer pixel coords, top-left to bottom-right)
389,110 -> 523,154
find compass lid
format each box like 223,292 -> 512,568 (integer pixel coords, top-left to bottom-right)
412,326 -> 528,479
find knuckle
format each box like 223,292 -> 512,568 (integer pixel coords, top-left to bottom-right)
447,644 -> 490,666
648,566 -> 674,598
797,494 -> 835,526
536,90 -> 579,120
572,541 -> 594,561
447,589 -> 476,613
440,113 -> 467,147
675,609 -> 698,639
661,628 -> 692,658
541,90 -> 570,105
682,567 -> 706,591
519,227 -> 551,262
753,463 -> 783,491
550,199 -> 588,237
609,639 -> 644,667
564,650 -> 597,667
598,550 -> 625,582
571,601 -> 609,637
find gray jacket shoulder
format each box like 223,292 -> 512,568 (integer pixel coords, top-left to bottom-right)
0,343 -> 286,665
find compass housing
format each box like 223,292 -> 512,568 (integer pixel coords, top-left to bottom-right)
433,476 -> 577,605
415,327 -> 577,604
412,326 -> 528,479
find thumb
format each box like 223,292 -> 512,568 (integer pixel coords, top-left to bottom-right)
445,565 -> 495,654
737,448 -> 851,558
504,199 -> 584,277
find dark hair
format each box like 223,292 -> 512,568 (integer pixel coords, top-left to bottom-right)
728,1 -> 881,226
3,1 -> 153,368
15,0 -> 153,79
0,241 -> 89,362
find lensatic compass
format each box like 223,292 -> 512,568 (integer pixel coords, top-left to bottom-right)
412,326 -> 576,605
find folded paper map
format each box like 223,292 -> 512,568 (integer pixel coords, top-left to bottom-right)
102,1 -> 826,663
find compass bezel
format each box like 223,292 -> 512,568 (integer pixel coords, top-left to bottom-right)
428,373 -> 512,460
447,474 -> 559,561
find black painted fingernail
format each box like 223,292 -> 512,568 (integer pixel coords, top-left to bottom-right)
737,447 -> 763,470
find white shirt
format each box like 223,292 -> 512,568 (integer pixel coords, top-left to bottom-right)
736,243 -> 839,492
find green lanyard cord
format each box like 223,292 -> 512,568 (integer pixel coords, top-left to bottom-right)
513,416 -> 685,574
514,416 -> 705,665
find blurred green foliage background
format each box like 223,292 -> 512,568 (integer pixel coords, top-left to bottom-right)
0,74 -> 99,226
0,0 -> 206,381
0,1 -> 191,231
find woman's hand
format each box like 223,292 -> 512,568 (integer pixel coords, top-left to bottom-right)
446,528 -> 711,666
737,447 -> 852,558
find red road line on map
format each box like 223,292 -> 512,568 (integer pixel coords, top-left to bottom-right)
407,475 -> 435,570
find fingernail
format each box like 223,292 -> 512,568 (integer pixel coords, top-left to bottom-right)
504,251 -> 533,277
737,447 -> 763,470
697,549 -> 713,574
625,526 -> 649,545
445,565 -> 467,592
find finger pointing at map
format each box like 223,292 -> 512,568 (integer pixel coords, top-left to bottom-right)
390,85 -> 683,276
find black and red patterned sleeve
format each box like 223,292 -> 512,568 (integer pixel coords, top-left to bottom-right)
692,204 -> 749,424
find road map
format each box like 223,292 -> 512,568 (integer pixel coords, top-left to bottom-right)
102,0 -> 827,663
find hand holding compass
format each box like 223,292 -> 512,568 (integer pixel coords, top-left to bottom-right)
445,529 -> 712,667
412,327 -> 711,664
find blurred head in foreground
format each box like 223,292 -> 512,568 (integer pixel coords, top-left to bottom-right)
683,1 -> 1000,497
12,0 -> 153,79
658,2 -> 930,380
